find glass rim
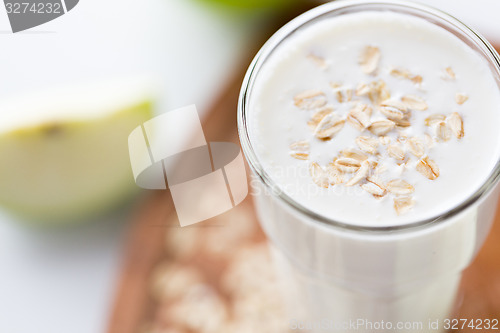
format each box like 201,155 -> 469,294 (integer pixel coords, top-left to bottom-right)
237,0 -> 500,234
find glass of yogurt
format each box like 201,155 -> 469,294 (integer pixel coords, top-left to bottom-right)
238,0 -> 500,331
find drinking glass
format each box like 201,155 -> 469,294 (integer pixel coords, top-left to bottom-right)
238,1 -> 500,332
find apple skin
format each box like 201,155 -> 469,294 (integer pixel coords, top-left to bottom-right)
195,0 -> 298,10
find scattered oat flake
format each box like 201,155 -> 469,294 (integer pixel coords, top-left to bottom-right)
387,144 -> 406,161
402,95 -> 428,111
390,68 -> 423,85
312,106 -> 334,122
294,90 -> 327,110
411,75 -> 423,85
335,158 -> 361,173
448,112 -> 464,139
314,113 -> 345,139
308,106 -> 334,130
330,82 -> 344,103
394,196 -> 415,215
294,89 -> 323,101
356,136 -> 379,154
307,121 -> 317,131
455,93 -> 469,105
363,177 -> 387,197
390,68 -> 411,79
393,118 -> 411,128
368,119 -> 395,136
341,148 -> 368,161
345,161 -> 370,186
150,264 -> 203,301
290,141 -> 309,152
307,53 -> 328,69
444,67 -> 456,80
359,46 -> 381,75
290,152 -> 308,160
436,121 -> 452,141
356,82 -> 371,96
380,105 -> 405,120
345,88 -> 353,102
379,136 -> 391,145
362,182 -> 385,197
424,133 -> 434,147
374,164 -> 388,175
425,114 -> 446,126
347,104 -> 372,131
386,179 -> 415,195
326,164 -> 345,185
381,99 -> 408,113
363,103 -> 373,117
310,162 -> 329,188
369,80 -> 391,105
290,141 -> 309,160
416,157 -> 440,180
407,137 -> 425,158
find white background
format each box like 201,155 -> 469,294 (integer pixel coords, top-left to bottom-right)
0,0 -> 499,332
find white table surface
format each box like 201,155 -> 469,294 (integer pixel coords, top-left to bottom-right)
0,1 -> 499,332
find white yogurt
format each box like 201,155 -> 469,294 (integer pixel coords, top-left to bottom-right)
249,11 -> 500,226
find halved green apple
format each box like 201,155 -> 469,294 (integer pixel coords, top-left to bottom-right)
0,79 -> 154,224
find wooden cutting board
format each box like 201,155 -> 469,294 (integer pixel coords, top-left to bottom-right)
106,12 -> 500,333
